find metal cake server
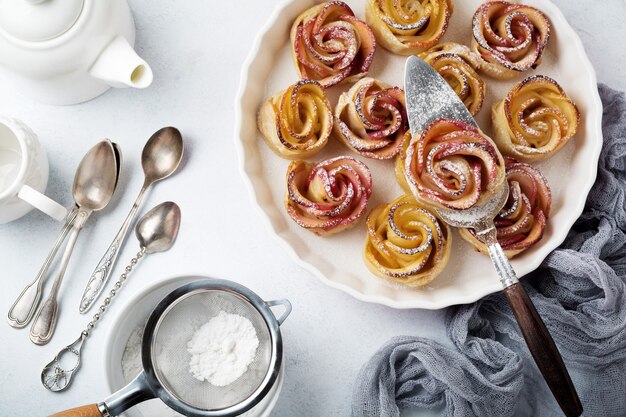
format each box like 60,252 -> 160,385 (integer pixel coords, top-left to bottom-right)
79,127 -> 183,314
42,201 -> 181,392
404,56 -> 582,417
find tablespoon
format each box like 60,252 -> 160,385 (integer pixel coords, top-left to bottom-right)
404,56 -> 582,417
79,127 -> 183,314
7,142 -> 121,329
29,140 -> 120,345
41,201 -> 181,392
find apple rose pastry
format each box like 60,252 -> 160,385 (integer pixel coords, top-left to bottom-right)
471,1 -> 550,79
418,42 -> 485,116
492,75 -> 579,162
365,0 -> 453,55
290,1 -> 377,88
459,157 -> 551,257
334,77 -> 409,159
257,80 -> 333,159
364,194 -> 451,286
285,156 -> 373,236
404,118 -> 505,211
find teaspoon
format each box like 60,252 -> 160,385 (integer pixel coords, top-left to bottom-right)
41,202 -> 181,392
29,140 -> 120,345
79,127 -> 184,313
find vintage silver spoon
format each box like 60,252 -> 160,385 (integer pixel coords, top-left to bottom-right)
7,141 -> 121,330
79,127 -> 183,314
29,140 -> 121,345
404,56 -> 582,417
42,201 -> 181,392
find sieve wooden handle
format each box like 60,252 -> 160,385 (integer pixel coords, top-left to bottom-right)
48,404 -> 103,417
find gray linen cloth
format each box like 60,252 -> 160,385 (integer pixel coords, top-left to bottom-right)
352,85 -> 626,417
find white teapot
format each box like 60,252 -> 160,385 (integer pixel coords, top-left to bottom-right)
0,0 -> 154,105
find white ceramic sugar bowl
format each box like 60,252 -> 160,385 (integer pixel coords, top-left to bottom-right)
0,0 -> 154,105
0,117 -> 67,223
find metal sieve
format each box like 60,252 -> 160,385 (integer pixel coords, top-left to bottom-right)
49,279 -> 291,417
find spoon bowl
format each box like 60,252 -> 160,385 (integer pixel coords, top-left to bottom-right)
72,139 -> 120,211
136,201 -> 181,254
141,127 -> 184,183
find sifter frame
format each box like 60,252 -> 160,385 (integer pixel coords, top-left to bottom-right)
139,279 -> 288,417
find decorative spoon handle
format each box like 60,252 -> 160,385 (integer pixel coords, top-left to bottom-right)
30,210 -> 89,345
79,183 -> 150,313
7,206 -> 78,328
486,239 -> 582,417
41,333 -> 85,392
43,248 -> 146,392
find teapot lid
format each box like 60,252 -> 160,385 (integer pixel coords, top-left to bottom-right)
0,0 -> 85,42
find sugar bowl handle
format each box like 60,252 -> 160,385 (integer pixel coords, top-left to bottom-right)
18,185 -> 67,221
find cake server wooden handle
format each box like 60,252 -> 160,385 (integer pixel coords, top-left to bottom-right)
486,240 -> 582,417
504,282 -> 583,417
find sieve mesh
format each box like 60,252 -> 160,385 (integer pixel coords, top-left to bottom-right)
150,289 -> 273,411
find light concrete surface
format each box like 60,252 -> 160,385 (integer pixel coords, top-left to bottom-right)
0,1 -> 624,416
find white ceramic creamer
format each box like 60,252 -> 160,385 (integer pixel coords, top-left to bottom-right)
0,0 -> 154,105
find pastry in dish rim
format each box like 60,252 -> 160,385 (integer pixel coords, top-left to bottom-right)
257,79 -> 333,159
290,1 -> 377,88
365,0 -> 454,55
471,0 -> 551,79
491,74 -> 579,162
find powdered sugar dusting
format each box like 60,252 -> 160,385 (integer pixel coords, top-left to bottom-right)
187,311 -> 259,387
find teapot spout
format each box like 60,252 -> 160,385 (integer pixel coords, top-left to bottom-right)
89,36 -> 153,89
